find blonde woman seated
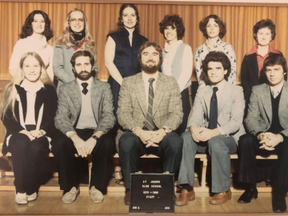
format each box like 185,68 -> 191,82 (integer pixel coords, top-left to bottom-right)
0,52 -> 57,205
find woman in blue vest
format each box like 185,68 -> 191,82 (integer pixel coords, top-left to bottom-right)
159,14 -> 193,135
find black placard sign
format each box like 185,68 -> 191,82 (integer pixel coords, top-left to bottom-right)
129,173 -> 174,213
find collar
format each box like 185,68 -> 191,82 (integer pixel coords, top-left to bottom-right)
28,34 -> 48,50
77,77 -> 93,91
164,40 -> 183,53
211,79 -> 226,95
270,81 -> 284,95
204,38 -> 222,49
142,71 -> 159,83
247,44 -> 280,55
20,79 -> 44,93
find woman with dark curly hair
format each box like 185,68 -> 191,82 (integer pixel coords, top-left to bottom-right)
159,14 -> 192,134
195,14 -> 236,87
1,52 -> 57,205
241,19 -> 283,106
105,3 -> 148,114
105,3 -> 148,185
9,10 -> 54,81
53,8 -> 99,91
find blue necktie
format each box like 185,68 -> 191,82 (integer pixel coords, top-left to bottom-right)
208,87 -> 218,129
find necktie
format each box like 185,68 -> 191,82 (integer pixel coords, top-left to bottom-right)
208,87 -> 218,129
81,82 -> 88,95
144,78 -> 156,130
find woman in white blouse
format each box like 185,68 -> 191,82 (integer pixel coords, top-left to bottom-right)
195,14 -> 236,87
9,10 -> 54,81
159,14 -> 193,134
1,52 -> 57,205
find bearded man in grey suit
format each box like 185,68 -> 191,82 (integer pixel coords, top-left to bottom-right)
176,51 -> 245,206
52,51 -> 115,204
237,55 -> 288,213
117,41 -> 183,205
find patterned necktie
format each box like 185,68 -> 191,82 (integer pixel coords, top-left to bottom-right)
208,87 -> 218,129
81,82 -> 88,95
144,78 -> 156,130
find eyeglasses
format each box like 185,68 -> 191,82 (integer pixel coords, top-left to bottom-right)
69,18 -> 84,23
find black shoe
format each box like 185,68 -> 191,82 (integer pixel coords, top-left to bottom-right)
273,196 -> 287,213
237,188 -> 258,204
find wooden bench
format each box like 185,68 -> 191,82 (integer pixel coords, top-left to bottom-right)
0,142 -> 278,192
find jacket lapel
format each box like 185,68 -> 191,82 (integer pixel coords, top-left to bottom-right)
69,80 -> 82,117
279,82 -> 288,120
152,73 -> 165,116
203,87 -> 212,118
218,81 -> 230,114
135,74 -> 147,115
15,85 -> 27,122
261,84 -> 272,123
90,79 -> 100,123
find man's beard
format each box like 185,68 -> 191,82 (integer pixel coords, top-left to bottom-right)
75,70 -> 92,81
140,60 -> 161,74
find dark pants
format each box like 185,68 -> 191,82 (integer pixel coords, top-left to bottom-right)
8,133 -> 49,194
238,134 -> 288,193
51,129 -> 115,194
119,132 -> 183,189
175,88 -> 191,135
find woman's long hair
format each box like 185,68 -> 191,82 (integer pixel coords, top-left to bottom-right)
54,8 -> 96,56
0,52 -> 53,120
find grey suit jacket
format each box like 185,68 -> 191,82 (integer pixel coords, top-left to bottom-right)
55,78 -> 115,134
188,81 -> 245,142
116,72 -> 183,149
245,81 -> 288,137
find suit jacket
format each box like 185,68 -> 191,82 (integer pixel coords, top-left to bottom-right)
54,78 -> 115,134
2,84 -> 57,155
116,72 -> 183,149
188,81 -> 245,142
241,52 -> 283,104
245,82 -> 288,137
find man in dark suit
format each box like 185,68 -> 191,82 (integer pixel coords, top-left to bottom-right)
52,51 -> 115,204
176,51 -> 245,206
238,55 -> 288,213
116,41 -> 183,205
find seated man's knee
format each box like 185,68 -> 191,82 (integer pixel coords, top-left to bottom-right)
119,132 -> 140,153
162,132 -> 183,153
208,136 -> 227,155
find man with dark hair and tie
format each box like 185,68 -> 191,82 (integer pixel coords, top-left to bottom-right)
52,50 -> 115,204
116,41 -> 183,205
238,55 -> 288,213
176,51 -> 245,206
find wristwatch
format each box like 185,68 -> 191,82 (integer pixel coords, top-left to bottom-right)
92,135 -> 99,142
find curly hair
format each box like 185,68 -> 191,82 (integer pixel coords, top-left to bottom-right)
199,14 -> 226,39
20,10 -> 53,41
253,19 -> 276,42
200,51 -> 231,85
159,14 -> 185,40
116,3 -> 140,33
54,8 -> 96,57
137,41 -> 163,66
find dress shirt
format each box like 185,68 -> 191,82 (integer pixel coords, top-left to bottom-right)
195,38 -> 236,87
270,81 -> 284,98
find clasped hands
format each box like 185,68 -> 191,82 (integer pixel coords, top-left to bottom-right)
134,128 -> 166,148
20,129 -> 46,141
70,133 -> 96,158
190,126 -> 220,142
257,132 -> 283,151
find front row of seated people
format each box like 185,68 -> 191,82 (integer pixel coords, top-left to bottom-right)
1,42 -> 288,213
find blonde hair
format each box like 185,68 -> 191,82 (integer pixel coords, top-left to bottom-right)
0,52 -> 54,120
54,8 -> 96,56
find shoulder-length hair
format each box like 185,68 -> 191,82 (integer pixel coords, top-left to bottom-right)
253,19 -> 276,42
200,51 -> 231,85
0,52 -> 53,120
54,8 -> 96,56
116,3 -> 140,33
20,10 -> 53,41
159,14 -> 185,40
199,14 -> 226,39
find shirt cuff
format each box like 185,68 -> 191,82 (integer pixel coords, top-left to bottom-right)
66,131 -> 76,138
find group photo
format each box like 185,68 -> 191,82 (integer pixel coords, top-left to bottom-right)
0,0 -> 288,215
